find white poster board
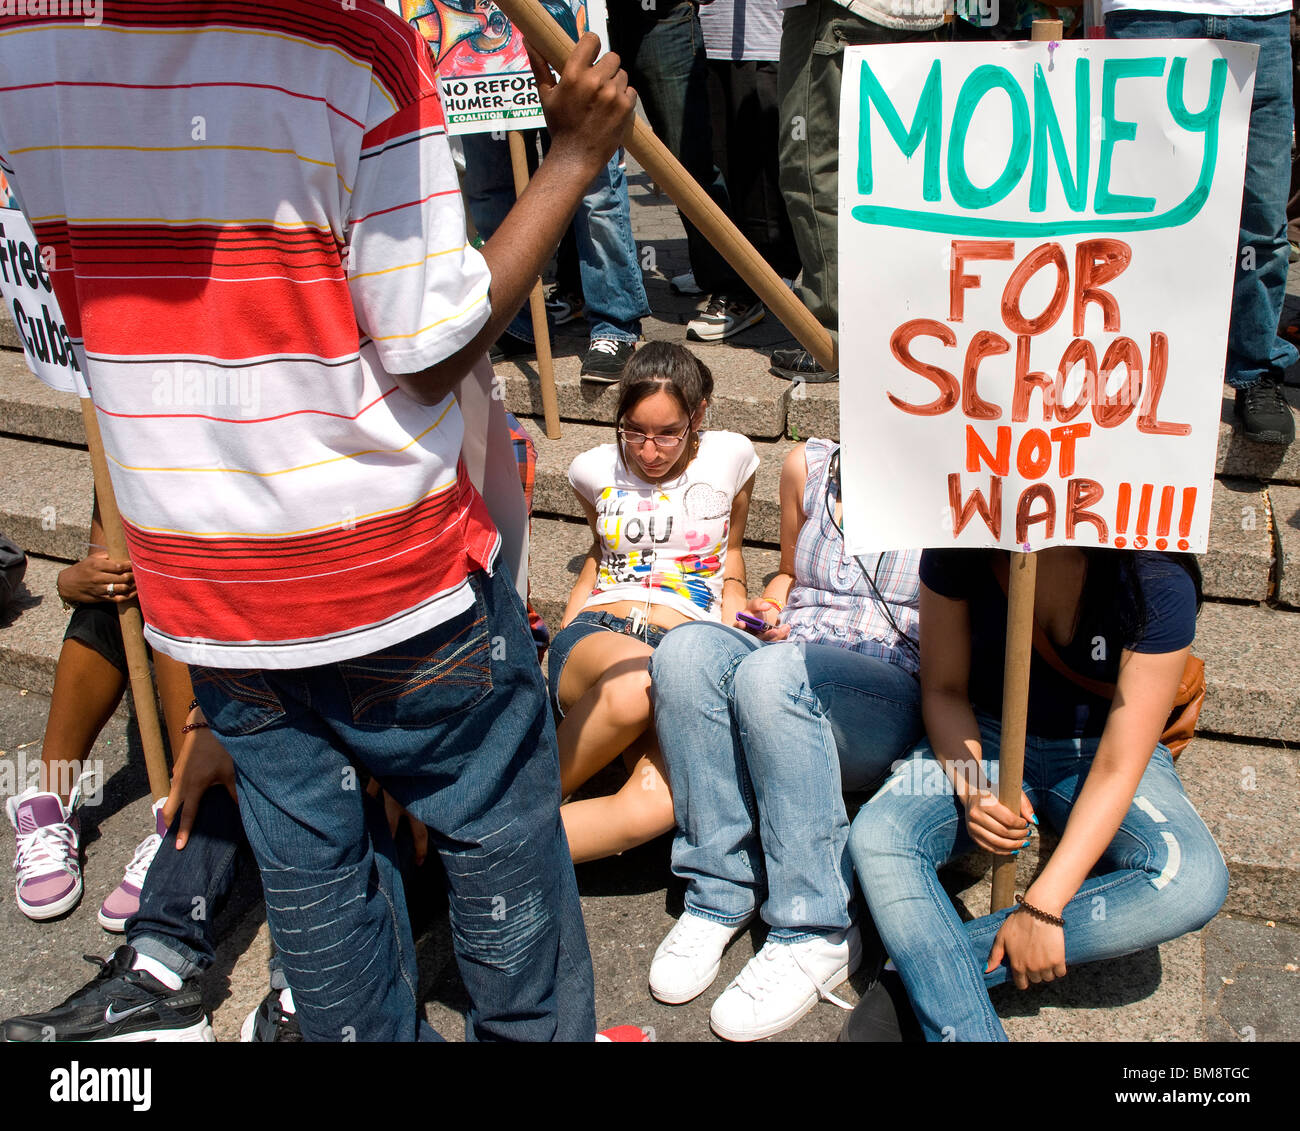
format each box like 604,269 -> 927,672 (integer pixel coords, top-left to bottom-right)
396,0 -> 608,136
0,206 -> 82,393
838,40 -> 1256,556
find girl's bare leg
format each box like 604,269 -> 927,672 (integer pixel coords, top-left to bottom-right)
561,735 -> 675,864
555,633 -> 656,795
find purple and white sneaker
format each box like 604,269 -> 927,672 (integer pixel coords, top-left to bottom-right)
98,798 -> 167,932
6,773 -> 93,921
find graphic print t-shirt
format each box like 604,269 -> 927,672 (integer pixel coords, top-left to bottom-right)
568,431 -> 760,621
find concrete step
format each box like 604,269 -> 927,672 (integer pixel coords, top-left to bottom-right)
1196,600 -> 1300,745
495,338 -> 793,440
1174,739 -> 1299,923
525,515 -> 783,636
0,433 -> 91,562
0,554 -> 64,695
0,413 -> 1279,608
0,347 -> 84,446
519,416 -> 794,547
1272,484 -> 1300,608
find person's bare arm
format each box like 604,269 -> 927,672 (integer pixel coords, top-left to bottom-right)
392,35 -> 635,404
720,472 -> 756,624
987,645 -> 1187,988
560,492 -> 603,629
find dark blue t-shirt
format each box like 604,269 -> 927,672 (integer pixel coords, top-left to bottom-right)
919,550 -> 1197,738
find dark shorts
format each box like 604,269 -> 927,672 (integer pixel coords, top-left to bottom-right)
63,601 -> 136,675
546,609 -> 669,719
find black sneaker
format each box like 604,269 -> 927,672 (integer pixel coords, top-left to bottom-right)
240,986 -> 302,1043
770,347 -> 837,384
2,945 -> 213,1042
545,289 -> 585,327
580,338 -> 636,382
488,330 -> 535,364
1235,373 -> 1296,445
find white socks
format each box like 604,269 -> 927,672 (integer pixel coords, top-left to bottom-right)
132,952 -> 183,990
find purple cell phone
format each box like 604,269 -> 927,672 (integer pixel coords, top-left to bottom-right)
735,611 -> 767,633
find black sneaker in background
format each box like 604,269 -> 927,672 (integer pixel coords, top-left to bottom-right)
837,970 -> 924,1043
1235,374 -> 1296,445
2,945 -> 213,1042
488,329 -> 535,364
240,986 -> 302,1043
770,347 -> 837,384
580,338 -> 636,383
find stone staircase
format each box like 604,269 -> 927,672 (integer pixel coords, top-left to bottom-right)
1,182 -> 1298,934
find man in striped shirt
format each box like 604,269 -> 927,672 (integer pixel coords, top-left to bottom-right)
0,0 -> 635,1040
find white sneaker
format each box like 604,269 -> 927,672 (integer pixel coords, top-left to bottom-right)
685,294 -> 766,343
709,924 -> 862,1042
649,911 -> 751,1005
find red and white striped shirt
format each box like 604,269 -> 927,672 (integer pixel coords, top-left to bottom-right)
0,0 -> 498,668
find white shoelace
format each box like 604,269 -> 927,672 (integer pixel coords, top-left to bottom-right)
13,821 -> 79,883
661,915 -> 730,959
122,831 -> 163,887
588,338 -> 621,356
8,769 -> 97,883
731,941 -> 853,1011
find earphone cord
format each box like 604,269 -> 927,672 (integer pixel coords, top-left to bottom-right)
825,450 -> 920,659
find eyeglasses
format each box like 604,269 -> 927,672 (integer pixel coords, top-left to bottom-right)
617,426 -> 690,450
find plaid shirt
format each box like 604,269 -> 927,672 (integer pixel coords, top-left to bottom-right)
784,439 -> 920,676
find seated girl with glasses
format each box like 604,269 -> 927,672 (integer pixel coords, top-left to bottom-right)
549,341 -> 758,863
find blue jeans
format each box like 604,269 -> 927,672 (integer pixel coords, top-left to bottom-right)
460,132 -> 649,344
848,712 -> 1229,1042
609,1 -> 746,296
190,566 -> 595,1042
1108,10 -> 1299,388
129,786 -> 247,980
650,621 -> 922,941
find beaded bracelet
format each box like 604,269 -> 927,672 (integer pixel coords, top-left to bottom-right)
189,698 -> 200,712
181,721 -> 210,735
1014,894 -> 1064,928
723,577 -> 747,589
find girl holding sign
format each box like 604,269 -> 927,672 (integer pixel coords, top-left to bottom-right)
844,547 -> 1228,1041
549,342 -> 758,862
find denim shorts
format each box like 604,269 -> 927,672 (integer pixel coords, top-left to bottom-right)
546,609 -> 669,719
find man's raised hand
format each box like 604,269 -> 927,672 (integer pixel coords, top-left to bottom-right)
528,32 -> 635,178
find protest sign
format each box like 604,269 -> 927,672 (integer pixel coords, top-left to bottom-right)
397,0 -> 607,135
0,205 -> 82,393
838,40 -> 1256,558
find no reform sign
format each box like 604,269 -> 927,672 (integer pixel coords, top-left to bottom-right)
837,40 -> 1257,556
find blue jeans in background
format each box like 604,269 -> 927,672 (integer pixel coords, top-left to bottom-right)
849,712 -> 1229,1042
650,621 -> 922,941
1107,10 -> 1299,388
190,566 -> 595,1042
460,131 -> 649,345
609,1 -> 746,296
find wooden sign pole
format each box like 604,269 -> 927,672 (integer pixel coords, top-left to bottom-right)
990,550 -> 1037,911
989,18 -> 1061,914
492,0 -> 837,374
78,399 -> 171,802
506,131 -> 562,440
